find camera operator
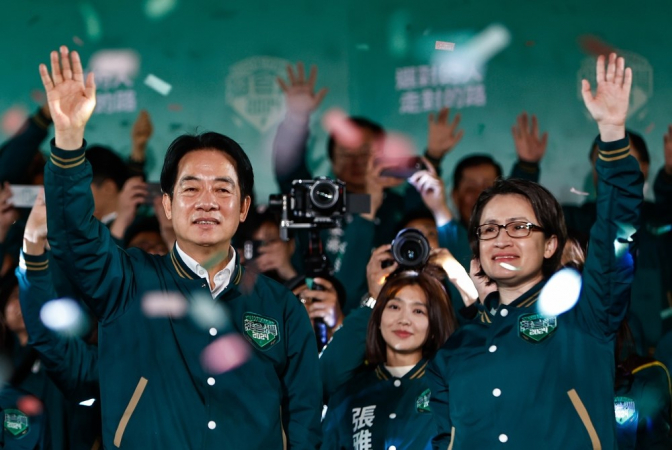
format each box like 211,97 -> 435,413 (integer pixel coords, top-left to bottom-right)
290,276 -> 346,345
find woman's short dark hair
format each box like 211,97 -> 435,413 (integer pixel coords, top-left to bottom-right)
365,268 -> 457,366
468,178 -> 567,280
160,132 -> 254,201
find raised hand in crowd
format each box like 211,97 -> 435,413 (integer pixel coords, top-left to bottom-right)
254,239 -> 298,281
581,52 -> 631,141
296,277 -> 343,330
426,107 -> 464,162
277,62 -> 328,121
429,247 -> 479,307
109,176 -> 147,240
39,46 -> 96,150
366,244 -> 398,299
664,125 -> 672,175
408,160 -> 453,227
360,155 -> 403,221
22,188 -> 48,256
131,109 -> 153,162
0,182 -> 19,244
511,112 -> 548,163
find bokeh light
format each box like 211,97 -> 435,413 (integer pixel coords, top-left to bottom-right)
538,268 -> 583,316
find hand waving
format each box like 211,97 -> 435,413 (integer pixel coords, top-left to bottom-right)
581,53 -> 631,142
427,108 -> 464,160
39,46 -> 96,149
277,62 -> 328,119
511,112 -> 548,163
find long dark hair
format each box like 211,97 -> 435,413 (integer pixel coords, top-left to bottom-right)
365,268 -> 457,366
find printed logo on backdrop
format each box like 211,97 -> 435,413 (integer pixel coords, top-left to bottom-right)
225,57 -> 290,133
88,50 -> 140,115
577,51 -> 652,120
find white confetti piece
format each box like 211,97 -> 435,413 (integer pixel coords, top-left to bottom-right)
40,298 -> 87,336
144,74 -> 172,96
435,41 -> 455,51
201,334 -> 251,374
538,268 -> 583,316
142,291 -> 188,318
570,187 -> 590,196
498,262 -> 521,271
79,398 -> 96,406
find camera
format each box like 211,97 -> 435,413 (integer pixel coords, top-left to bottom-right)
383,228 -> 431,270
269,177 -> 370,238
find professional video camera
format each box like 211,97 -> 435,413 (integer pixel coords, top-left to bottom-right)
382,228 -> 431,270
269,177 -> 370,352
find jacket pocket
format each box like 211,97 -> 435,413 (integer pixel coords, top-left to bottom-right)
567,389 -> 601,450
114,377 -> 148,447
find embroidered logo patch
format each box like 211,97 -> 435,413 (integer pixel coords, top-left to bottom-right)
4,409 -> 29,437
518,313 -> 557,343
416,389 -> 431,413
243,312 -> 280,350
614,396 -> 638,425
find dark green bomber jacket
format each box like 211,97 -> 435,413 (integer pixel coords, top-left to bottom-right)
44,140 -> 322,449
427,136 -> 644,450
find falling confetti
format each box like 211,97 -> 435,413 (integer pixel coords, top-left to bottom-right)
72,36 -> 85,46
79,3 -> 103,43
578,35 -> 616,57
538,268 -> 583,316
661,308 -> 672,320
435,41 -> 455,51
40,298 -> 88,336
498,262 -> 521,271
200,334 -> 251,374
144,74 -> 173,96
645,123 -> 655,134
189,293 -> 230,330
142,291 -> 188,318
1,106 -> 28,136
648,224 -> 672,236
17,396 -> 43,416
144,0 -> 178,20
79,398 -> 96,406
202,251 -> 228,271
570,187 -> 590,196
322,109 -> 364,149
355,44 -> 370,51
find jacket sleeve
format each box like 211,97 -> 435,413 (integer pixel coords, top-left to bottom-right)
15,251 -> 99,402
635,362 -> 672,450
44,140 -> 137,323
0,108 -> 51,184
273,116 -> 313,194
426,350 -> 453,450
319,306 -> 372,403
577,135 -> 644,339
509,160 -> 540,182
281,292 -> 323,449
437,220 -> 472,271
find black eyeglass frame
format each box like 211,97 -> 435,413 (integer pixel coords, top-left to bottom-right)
475,221 -> 545,241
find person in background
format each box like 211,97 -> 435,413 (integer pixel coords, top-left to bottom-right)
322,269 -> 457,450
427,53 -> 643,449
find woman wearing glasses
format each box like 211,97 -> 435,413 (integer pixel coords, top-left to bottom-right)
427,53 -> 644,449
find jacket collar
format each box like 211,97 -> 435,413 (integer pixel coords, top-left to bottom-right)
168,246 -> 244,287
479,278 -> 548,320
375,359 -> 429,381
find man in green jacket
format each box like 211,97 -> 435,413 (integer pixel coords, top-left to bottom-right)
39,45 -> 322,449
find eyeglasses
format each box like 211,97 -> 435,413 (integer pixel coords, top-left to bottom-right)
476,221 -> 545,241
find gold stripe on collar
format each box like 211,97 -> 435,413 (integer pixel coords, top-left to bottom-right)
517,291 -> 541,308
233,265 -> 243,285
410,361 -> 429,379
170,251 -> 193,280
375,366 -> 388,381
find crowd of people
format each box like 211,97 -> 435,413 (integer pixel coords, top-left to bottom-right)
0,46 -> 669,449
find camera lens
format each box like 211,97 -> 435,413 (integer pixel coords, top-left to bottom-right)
391,228 -> 430,269
309,180 -> 339,210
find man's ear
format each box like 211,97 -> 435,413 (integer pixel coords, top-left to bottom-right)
239,196 -> 251,222
162,193 -> 172,220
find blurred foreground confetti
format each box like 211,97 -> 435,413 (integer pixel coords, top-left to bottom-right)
200,334 -> 251,374
435,41 -> 455,51
40,298 -> 88,336
144,74 -> 173,96
322,109 -> 364,149
142,291 -> 188,318
570,187 -> 590,196
538,268 -> 583,316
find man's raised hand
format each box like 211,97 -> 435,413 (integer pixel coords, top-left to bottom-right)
581,53 -> 631,142
277,62 -> 328,120
39,46 -> 96,150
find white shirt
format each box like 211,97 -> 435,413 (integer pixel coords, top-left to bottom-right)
175,243 -> 236,298
385,364 -> 415,378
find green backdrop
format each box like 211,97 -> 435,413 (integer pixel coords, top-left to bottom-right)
2,0 -> 670,204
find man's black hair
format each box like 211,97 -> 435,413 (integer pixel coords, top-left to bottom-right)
85,145 -> 128,190
589,130 -> 649,164
123,216 -> 162,248
160,132 -> 254,201
326,116 -> 384,160
452,155 -> 503,191
396,208 -> 436,235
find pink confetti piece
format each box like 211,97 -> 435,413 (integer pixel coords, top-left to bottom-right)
17,396 -> 43,416
570,187 -> 589,196
645,123 -> 655,134
73,36 -> 84,46
435,41 -> 455,51
1,106 -> 28,136
322,109 -> 364,149
201,334 -> 251,374
141,291 -> 188,318
30,90 -> 46,104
